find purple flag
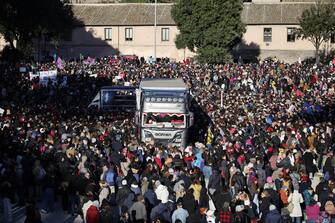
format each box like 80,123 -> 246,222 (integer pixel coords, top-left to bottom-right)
56,57 -> 64,69
83,57 -> 96,66
89,57 -> 96,65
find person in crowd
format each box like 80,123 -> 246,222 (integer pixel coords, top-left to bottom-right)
129,195 -> 147,223
24,201 -> 42,223
288,188 -> 304,223
171,199 -> 189,223
218,202 -> 233,223
306,199 -> 320,223
265,204 -> 282,223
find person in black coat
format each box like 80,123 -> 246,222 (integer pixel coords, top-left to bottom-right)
178,172 -> 192,189
208,169 -> 221,195
302,149 -> 317,176
24,201 -> 42,223
199,186 -> 209,210
234,205 -> 251,223
182,189 -> 197,216
116,181 -> 131,205
100,199 -> 113,223
231,171 -> 246,193
212,186 -> 232,211
265,204 -> 282,223
259,190 -> 271,223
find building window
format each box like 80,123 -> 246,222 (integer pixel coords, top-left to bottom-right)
125,28 -> 133,41
161,28 -> 169,41
104,28 -> 112,41
287,28 -> 296,42
331,33 -> 335,44
263,28 -> 272,42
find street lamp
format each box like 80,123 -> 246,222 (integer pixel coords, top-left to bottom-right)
154,0 -> 157,63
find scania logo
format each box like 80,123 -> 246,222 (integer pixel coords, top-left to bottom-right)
154,132 -> 172,137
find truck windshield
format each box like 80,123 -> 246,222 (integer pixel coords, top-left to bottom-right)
143,112 -> 185,128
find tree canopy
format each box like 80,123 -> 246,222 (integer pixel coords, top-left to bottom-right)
0,0 -> 75,60
297,0 -> 335,64
171,0 -> 246,64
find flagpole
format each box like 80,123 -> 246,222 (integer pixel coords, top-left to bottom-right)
154,0 -> 157,63
221,90 -> 223,108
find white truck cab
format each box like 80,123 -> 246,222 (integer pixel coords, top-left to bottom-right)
136,78 -> 194,148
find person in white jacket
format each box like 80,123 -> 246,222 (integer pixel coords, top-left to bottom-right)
288,189 -> 304,223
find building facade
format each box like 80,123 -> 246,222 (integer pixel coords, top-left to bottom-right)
56,2 -> 334,63
55,3 -> 196,61
59,25 -> 192,61
2,1 -> 335,63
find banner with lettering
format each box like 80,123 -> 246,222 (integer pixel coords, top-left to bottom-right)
38,70 -> 57,86
29,70 -> 58,86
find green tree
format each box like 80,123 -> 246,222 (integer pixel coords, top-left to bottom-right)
0,0 -> 75,60
297,0 -> 335,64
171,0 -> 245,63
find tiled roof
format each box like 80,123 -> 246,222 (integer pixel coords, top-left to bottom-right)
71,3 -> 314,26
241,3 -> 314,24
72,4 -> 175,26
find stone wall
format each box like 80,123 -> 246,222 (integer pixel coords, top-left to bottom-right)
260,50 -> 315,63
234,48 -> 316,63
281,0 -> 316,2
251,0 -> 281,3
69,0 -> 121,3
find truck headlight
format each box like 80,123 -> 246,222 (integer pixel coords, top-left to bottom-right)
173,133 -> 182,143
144,131 -> 153,141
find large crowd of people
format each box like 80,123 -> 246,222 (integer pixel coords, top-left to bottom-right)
0,55 -> 334,223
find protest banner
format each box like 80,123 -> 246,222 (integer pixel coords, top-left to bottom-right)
29,70 -> 58,86
19,67 -> 27,73
38,70 -> 58,86
29,72 -> 39,80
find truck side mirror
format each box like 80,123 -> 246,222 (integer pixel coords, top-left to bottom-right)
135,111 -> 139,125
135,89 -> 141,110
189,112 -> 194,126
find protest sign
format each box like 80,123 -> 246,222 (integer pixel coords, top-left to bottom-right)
19,67 -> 27,73
29,70 -> 58,86
29,72 -> 39,80
38,70 -> 57,86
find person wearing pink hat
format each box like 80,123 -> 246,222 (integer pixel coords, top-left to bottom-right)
264,176 -> 276,190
